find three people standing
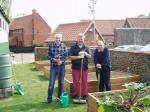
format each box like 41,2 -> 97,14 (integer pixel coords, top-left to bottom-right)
47,32 -> 111,104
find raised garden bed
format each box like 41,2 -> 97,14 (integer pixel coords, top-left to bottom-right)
35,60 -> 71,71
65,65 -> 95,74
43,64 -> 95,80
43,65 -> 71,80
87,86 -> 150,112
35,60 -> 50,71
64,71 -> 140,95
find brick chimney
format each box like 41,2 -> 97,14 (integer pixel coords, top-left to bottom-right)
32,9 -> 37,15
32,9 -> 37,41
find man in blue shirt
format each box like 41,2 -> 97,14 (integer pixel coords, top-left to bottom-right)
94,40 -> 111,92
47,33 -> 68,103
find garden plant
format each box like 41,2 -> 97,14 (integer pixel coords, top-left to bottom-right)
97,82 -> 150,112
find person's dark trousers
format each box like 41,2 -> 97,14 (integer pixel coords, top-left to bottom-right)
99,66 -> 111,92
95,67 -> 101,80
47,65 -> 65,102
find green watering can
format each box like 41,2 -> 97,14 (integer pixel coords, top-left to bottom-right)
15,83 -> 24,95
57,92 -> 69,108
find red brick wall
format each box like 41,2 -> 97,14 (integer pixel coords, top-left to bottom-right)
33,13 -> 51,46
23,22 -> 33,46
34,47 -> 48,61
9,10 -> 51,47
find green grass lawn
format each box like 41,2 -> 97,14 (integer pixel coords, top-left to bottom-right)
0,63 -> 87,112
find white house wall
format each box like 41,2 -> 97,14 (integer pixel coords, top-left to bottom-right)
0,31 -> 8,43
0,12 -> 9,43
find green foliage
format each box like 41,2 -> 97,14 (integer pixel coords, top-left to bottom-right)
97,97 -> 117,112
122,82 -> 146,104
120,82 -> 149,112
130,107 -> 143,112
97,83 -> 149,112
123,82 -> 145,93
138,95 -> 150,106
39,56 -> 49,61
146,81 -> 150,86
144,109 -> 150,112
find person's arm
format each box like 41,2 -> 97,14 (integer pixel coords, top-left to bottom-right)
84,48 -> 91,59
93,49 -> 101,68
69,46 -> 82,60
93,49 -> 98,65
70,55 -> 82,60
48,43 -> 55,63
60,44 -> 68,63
101,48 -> 111,66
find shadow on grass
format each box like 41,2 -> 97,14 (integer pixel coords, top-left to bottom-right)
0,102 -> 58,111
30,67 -> 37,71
37,75 -> 47,81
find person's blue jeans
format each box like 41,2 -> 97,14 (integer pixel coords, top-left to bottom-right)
47,64 -> 65,101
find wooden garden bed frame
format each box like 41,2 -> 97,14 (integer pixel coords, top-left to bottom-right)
87,89 -> 128,112
43,65 -> 95,80
35,60 -> 71,71
64,71 -> 140,95
87,86 -> 150,112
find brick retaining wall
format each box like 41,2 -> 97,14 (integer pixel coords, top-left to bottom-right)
110,50 -> 150,82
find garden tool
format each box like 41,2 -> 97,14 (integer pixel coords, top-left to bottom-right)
57,92 -> 69,108
73,55 -> 86,104
11,54 -> 24,95
97,67 -> 101,92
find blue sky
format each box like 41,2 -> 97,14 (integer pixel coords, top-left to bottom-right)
12,0 -> 150,30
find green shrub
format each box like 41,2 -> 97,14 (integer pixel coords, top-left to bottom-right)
39,56 -> 49,60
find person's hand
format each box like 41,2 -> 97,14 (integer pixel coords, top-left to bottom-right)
77,55 -> 84,59
80,55 -> 84,59
79,51 -> 86,56
57,60 -> 62,65
96,64 -> 101,68
55,59 -> 62,65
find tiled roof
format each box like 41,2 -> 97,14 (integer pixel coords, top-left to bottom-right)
9,15 -> 32,30
125,18 -> 150,28
9,13 -> 51,30
46,21 -> 91,42
95,20 -> 125,35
